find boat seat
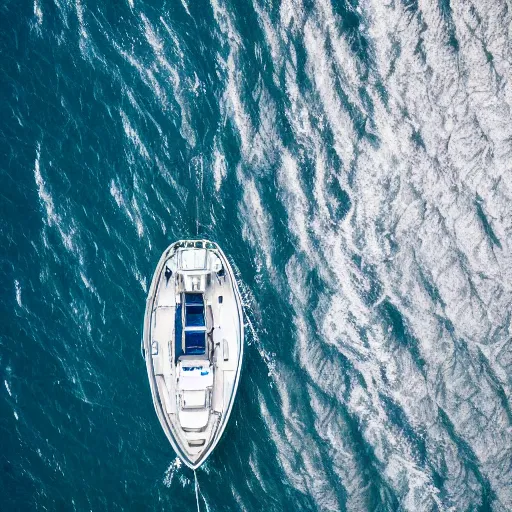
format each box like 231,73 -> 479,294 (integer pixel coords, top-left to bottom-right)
182,390 -> 207,409
178,365 -> 213,390
179,409 -> 209,430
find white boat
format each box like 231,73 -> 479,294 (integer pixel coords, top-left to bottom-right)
142,240 -> 244,469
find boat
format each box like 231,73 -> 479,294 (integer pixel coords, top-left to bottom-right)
142,239 -> 244,469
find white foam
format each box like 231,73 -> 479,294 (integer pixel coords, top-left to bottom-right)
225,52 -> 253,157
253,1 -> 282,85
233,273 -> 276,378
14,280 -> 22,307
258,371 -> 342,511
210,0 -> 241,46
119,109 -> 150,160
133,268 -> 147,292
34,145 -> 56,228
140,14 -> 195,146
79,272 -> 102,301
159,17 -> 183,55
232,2 -> 512,506
338,0 -> 512,505
178,474 -> 191,488
118,48 -> 167,107
316,0 -> 363,108
212,143 -> 226,191
75,0 -> 87,39
130,194 -> 145,239
163,457 -> 181,487
279,0 -> 304,32
34,145 -> 80,255
109,179 -> 124,209
239,176 -> 274,274
109,178 -> 148,241
277,150 -> 310,251
141,13 -> 165,56
210,0 -> 255,158
303,19 -> 356,168
34,0 -> 43,25
4,380 -> 12,397
180,0 -> 191,17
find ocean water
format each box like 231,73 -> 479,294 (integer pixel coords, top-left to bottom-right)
1,0 -> 512,510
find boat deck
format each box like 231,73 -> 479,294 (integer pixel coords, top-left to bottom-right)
143,240 -> 243,468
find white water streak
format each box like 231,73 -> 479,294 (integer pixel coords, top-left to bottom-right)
216,0 -> 512,509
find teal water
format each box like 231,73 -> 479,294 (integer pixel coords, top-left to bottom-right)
1,0 -> 512,510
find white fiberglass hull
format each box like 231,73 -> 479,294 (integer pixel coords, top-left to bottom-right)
142,240 -> 244,469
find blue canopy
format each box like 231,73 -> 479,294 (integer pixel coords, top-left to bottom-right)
185,331 -> 206,355
185,293 -> 204,306
185,305 -> 205,327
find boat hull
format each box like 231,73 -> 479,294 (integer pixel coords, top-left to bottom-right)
143,240 -> 244,469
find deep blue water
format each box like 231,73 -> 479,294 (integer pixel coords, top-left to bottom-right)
1,0 -> 512,510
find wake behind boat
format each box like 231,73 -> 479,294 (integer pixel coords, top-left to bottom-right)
142,240 -> 244,469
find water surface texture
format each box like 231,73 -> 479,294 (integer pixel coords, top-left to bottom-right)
1,0 -> 512,510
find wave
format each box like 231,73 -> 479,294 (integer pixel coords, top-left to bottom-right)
210,0 -> 512,509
